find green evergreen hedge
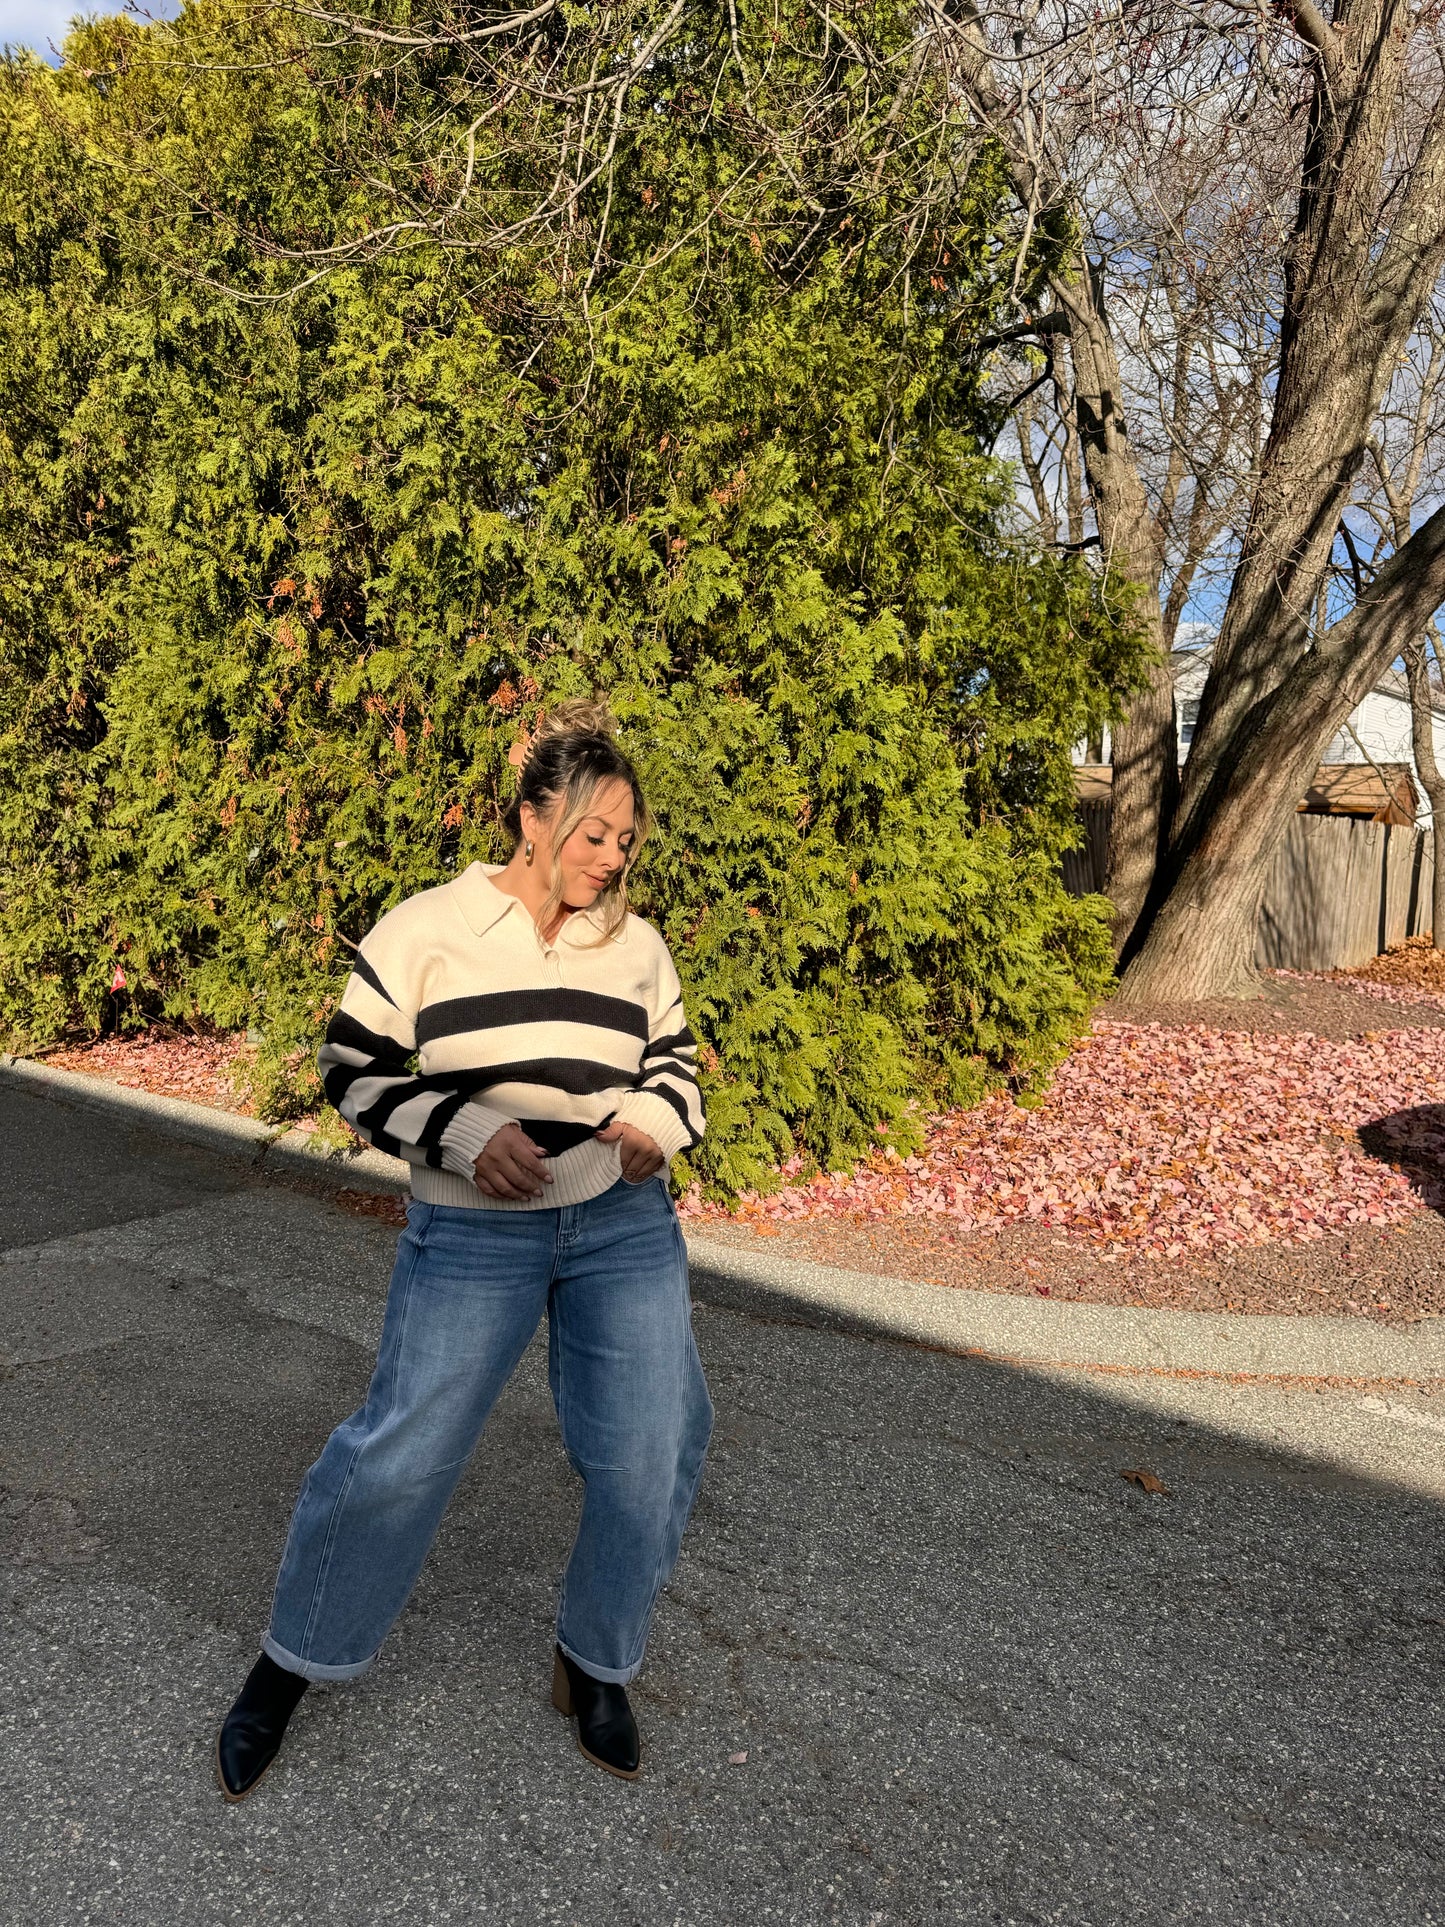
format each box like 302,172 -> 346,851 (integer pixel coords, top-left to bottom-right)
0,6 -> 1146,1193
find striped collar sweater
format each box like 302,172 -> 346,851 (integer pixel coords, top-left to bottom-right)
317,862 -> 705,1210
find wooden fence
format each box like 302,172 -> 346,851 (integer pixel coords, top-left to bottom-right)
1062,802 -> 1112,901
1063,804 -> 1435,972
1255,813 -> 1435,970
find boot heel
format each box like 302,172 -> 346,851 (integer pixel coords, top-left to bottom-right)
551,1650 -> 573,1716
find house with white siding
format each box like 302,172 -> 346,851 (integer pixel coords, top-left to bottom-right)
1078,644 -> 1445,822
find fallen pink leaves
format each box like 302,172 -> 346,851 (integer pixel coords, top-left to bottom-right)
43,1030 -> 256,1115
680,1021 -> 1445,1261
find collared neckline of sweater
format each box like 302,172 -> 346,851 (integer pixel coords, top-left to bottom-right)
449,861 -> 622,951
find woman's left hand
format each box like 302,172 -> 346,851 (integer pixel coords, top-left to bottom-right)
594,1119 -> 665,1183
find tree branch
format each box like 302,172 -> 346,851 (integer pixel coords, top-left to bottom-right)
1321,496 -> 1445,675
1268,0 -> 1342,85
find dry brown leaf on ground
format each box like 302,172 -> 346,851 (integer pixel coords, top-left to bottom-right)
1120,1468 -> 1172,1497
334,1190 -> 408,1226
1332,936 -> 1445,996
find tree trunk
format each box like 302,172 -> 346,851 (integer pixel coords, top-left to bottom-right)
1405,630 -> 1445,949
1052,263 -> 1174,950
1117,657 -> 1365,1001
1117,498 -> 1445,1001
1112,713 -> 1321,1003
1105,657 -> 1177,956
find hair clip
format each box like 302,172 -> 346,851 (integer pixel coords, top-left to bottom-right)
507,709 -> 547,770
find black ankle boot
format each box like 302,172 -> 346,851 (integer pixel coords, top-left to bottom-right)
215,1653 -> 309,1802
551,1644 -> 641,1780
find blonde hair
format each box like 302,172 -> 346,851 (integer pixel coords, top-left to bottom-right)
504,697 -> 651,943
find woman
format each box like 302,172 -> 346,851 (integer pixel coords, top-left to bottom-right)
215,700 -> 711,1796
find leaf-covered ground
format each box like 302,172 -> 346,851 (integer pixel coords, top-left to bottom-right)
37,1029 -> 257,1115
677,1019 -> 1445,1260
22,958 -> 1445,1318
686,958 -> 1445,1321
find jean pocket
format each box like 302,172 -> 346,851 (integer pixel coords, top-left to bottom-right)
620,1170 -> 662,1188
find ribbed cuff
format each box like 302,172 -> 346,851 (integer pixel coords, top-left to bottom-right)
612,1090 -> 693,1161
437,1099 -> 521,1180
410,1133 -> 625,1210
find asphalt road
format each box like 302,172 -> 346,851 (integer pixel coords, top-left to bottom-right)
2,1078 -> 1443,1925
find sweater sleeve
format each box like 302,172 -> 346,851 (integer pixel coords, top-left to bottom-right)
612,941 -> 706,1161
316,913 -> 518,1178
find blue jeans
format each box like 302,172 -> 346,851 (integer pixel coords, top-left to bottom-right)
263,1174 -> 712,1686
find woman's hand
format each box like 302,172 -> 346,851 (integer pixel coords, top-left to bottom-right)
594,1119 -> 665,1183
472,1122 -> 553,1200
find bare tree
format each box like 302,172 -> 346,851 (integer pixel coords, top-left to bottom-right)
945,0 -> 1445,998
1359,297 -> 1445,947
1404,628 -> 1445,945
994,64 -> 1278,654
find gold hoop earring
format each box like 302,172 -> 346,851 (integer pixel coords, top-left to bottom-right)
524,839 -> 534,864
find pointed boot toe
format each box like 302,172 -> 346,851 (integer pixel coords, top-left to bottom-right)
215,1653 -> 309,1802
216,1714 -> 281,1802
551,1646 -> 641,1781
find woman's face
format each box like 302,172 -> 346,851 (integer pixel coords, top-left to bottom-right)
534,777 -> 637,907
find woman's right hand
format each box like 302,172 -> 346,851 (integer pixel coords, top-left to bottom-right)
473,1123 -> 553,1200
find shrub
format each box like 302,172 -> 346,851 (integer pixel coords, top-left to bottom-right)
0,8 -> 1145,1192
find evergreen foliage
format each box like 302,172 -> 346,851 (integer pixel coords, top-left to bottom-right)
0,4 -> 1146,1191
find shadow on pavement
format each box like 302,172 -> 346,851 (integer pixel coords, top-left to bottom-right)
1,1081 -> 1442,1925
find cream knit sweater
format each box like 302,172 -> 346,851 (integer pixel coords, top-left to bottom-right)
316,862 -> 705,1209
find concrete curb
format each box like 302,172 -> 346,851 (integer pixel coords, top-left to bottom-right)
6,1053 -> 1442,1383
0,1053 -> 409,1196
683,1238 -> 1445,1381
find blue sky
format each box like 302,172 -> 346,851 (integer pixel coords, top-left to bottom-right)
1,0 -> 174,57
2,0 -> 94,55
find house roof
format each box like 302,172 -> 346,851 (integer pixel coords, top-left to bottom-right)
1169,644 -> 1445,715
1073,761 -> 1418,825
1299,762 -> 1417,824
1371,663 -> 1445,714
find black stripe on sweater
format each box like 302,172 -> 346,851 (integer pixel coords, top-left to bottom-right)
353,1084 -> 433,1162
412,1086 -> 473,1167
517,1114 -> 615,1156
462,1056 -> 645,1098
415,988 -> 648,1048
324,1049 -> 637,1117
638,1078 -> 703,1146
643,1026 -> 696,1061
351,952 -> 399,1010
323,1010 -> 413,1071
323,1053 -> 475,1109
642,1053 -> 695,1085
347,1073 -> 484,1164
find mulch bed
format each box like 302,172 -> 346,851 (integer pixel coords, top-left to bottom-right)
24,954 -> 1445,1323
1103,970 -> 1445,1041
33,1026 -> 258,1114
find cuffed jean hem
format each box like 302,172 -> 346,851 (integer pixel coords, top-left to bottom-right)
556,1633 -> 643,1687
262,1632 -> 379,1684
